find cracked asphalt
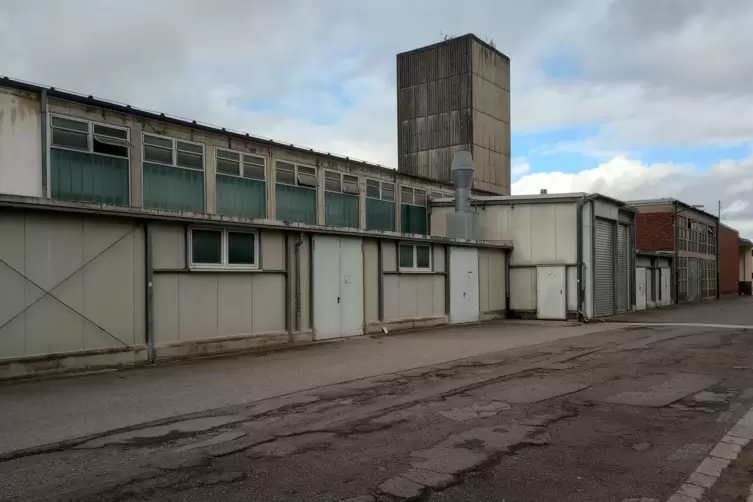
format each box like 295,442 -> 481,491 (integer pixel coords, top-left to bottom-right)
3,298 -> 753,501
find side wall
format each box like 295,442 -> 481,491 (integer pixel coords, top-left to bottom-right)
0,89 -> 43,197
720,226 -> 739,295
0,209 -> 145,360
636,212 -> 675,252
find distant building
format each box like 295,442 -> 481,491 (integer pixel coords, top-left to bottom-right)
396,34 -> 511,195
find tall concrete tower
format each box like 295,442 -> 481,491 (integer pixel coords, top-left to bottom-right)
396,34 -> 511,195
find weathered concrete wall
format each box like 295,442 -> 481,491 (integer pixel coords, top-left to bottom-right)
0,89 -> 43,197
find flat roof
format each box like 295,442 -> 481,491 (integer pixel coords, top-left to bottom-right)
626,198 -> 720,221
0,194 -> 513,249
432,191 -> 635,209
396,33 -> 511,62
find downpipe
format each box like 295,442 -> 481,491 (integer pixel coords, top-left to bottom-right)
294,232 -> 303,332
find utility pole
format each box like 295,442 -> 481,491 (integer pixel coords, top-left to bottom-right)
716,199 -> 721,299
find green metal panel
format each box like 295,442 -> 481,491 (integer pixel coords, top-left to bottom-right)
325,192 -> 359,228
143,162 -> 204,212
366,199 -> 395,232
275,184 -> 316,224
401,204 -> 428,235
216,174 -> 266,219
50,148 -> 129,205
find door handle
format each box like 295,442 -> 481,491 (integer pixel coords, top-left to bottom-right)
337,297 -> 340,304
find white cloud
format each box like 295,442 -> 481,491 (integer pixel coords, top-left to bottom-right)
511,158 -> 531,178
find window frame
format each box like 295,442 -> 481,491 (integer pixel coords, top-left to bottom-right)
324,170 -> 360,195
49,114 -> 132,160
188,226 -> 259,271
274,160 -> 317,189
214,146 -> 266,181
400,186 -> 428,207
142,132 -> 205,171
365,178 -> 395,202
398,242 -> 433,272
429,190 -> 453,201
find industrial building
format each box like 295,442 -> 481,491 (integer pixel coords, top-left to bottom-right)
741,238 -> 753,295
397,34 -> 511,195
720,224 -> 741,296
430,192 -> 637,320
631,199 -> 720,303
634,252 -> 673,310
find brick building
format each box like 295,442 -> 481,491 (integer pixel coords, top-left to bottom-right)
629,199 -> 719,303
719,224 -> 740,295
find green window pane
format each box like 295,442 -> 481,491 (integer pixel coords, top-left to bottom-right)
275,184 -> 316,224
366,199 -> 395,232
399,244 -> 414,268
192,230 -> 221,264
216,175 -> 266,218
50,148 -> 129,205
227,232 -> 256,265
325,192 -> 359,228
416,245 -> 431,268
401,205 -> 428,235
143,162 -> 204,212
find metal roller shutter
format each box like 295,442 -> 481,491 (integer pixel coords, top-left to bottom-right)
617,224 -> 630,313
594,219 -> 615,317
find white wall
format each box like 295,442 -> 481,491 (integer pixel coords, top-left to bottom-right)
581,201 -> 593,319
741,248 -> 753,282
0,89 -> 43,197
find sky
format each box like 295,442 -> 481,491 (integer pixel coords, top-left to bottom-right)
1,0 -> 752,238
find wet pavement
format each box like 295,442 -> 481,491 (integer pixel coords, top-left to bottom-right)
3,319 -> 753,501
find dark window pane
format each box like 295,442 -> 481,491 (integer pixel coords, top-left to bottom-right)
144,144 -> 172,164
244,154 -> 265,167
401,187 -> 413,204
366,184 -> 380,199
298,173 -> 318,187
276,161 -> 295,172
298,166 -> 316,176
217,158 -> 240,176
382,187 -> 395,201
415,193 -> 427,206
177,151 -> 203,170
217,149 -> 240,161
51,116 -> 88,132
93,136 -> 128,157
399,244 -> 414,268
93,124 -> 128,139
227,232 -> 256,265
276,169 -> 296,185
192,230 -> 221,264
52,129 -> 88,150
416,245 -> 431,268
144,135 -> 172,148
176,141 -> 203,154
325,178 -> 341,192
243,163 -> 265,180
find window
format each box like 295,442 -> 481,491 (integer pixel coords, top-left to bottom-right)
401,186 -> 428,235
189,228 -> 258,269
215,148 -> 266,180
429,190 -> 453,201
398,243 -> 432,271
401,186 -> 427,206
365,179 -> 396,232
324,170 -> 359,228
366,179 -> 395,201
275,161 -> 317,188
143,134 -> 204,170
49,115 -> 131,205
51,115 -> 131,158
275,161 -> 317,225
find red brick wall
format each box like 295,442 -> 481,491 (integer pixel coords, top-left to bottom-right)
720,225 -> 739,294
636,212 -> 675,251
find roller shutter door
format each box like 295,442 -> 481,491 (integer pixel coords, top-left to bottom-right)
594,219 -> 615,317
617,224 -> 630,313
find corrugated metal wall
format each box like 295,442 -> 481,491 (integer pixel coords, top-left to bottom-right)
617,224 -> 630,312
594,219 -> 615,317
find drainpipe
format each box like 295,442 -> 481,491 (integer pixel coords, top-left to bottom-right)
294,232 -> 304,331
716,206 -> 720,300
145,223 -> 155,362
673,201 -> 679,304
504,248 -> 511,318
40,89 -> 48,197
576,196 -> 584,322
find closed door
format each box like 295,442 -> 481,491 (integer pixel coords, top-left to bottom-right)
313,236 -> 364,340
449,247 -> 479,324
661,269 -> 671,304
688,258 -> 700,301
635,268 -> 647,310
594,219 -> 615,317
617,224 -> 630,312
537,266 -> 566,320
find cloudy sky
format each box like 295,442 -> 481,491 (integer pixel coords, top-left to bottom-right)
1,0 -> 752,237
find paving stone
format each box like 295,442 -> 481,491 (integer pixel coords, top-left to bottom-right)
677,483 -> 705,499
401,468 -> 455,488
469,377 -> 589,404
709,441 -> 741,460
602,374 -> 719,407
695,456 -> 731,477
378,477 -> 424,499
722,434 -> 751,446
687,471 -> 717,489
729,423 -> 753,440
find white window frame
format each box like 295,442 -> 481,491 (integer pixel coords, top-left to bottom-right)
142,132 -> 205,171
214,146 -> 266,181
429,189 -> 453,201
365,178 -> 395,202
188,227 -> 259,271
48,114 -> 132,200
274,160 -> 317,189
398,242 -> 433,272
401,186 -> 427,207
324,170 -> 360,195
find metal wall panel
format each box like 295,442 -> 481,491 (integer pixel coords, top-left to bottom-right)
617,224 -> 630,313
594,219 -> 615,317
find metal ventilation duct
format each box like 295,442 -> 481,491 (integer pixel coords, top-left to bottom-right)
446,151 -> 477,240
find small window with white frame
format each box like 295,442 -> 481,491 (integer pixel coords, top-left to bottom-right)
401,186 -> 427,206
366,179 -> 395,201
189,227 -> 259,270
324,170 -> 359,195
398,243 -> 432,271
275,161 -> 317,188
143,133 -> 204,171
50,115 -> 131,158
215,147 -> 266,180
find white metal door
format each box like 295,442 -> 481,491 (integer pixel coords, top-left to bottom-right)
661,269 -> 672,305
338,237 -> 364,337
635,268 -> 647,310
449,247 -> 480,324
313,236 -> 364,340
536,266 -> 566,320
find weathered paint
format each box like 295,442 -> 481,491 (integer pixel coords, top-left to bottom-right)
0,89 -> 43,197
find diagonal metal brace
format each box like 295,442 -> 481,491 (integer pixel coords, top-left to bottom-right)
0,225 -> 143,348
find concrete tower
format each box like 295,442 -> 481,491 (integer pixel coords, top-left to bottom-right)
396,34 -> 511,195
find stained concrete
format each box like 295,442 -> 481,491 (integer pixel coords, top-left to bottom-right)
468,376 -> 590,403
602,374 -> 720,407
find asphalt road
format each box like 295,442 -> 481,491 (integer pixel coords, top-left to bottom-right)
2,297 -> 753,501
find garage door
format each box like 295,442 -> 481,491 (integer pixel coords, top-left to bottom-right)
594,219 -> 615,317
617,224 -> 630,313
